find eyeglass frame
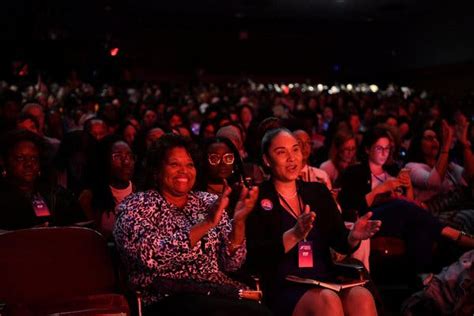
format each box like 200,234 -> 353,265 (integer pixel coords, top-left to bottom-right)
373,145 -> 392,154
208,153 -> 235,166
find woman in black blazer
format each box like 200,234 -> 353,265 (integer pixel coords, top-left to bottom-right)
246,128 -> 380,316
338,126 -> 474,274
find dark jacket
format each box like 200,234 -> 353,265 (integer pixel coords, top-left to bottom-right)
0,180 -> 85,230
338,162 -> 400,216
245,180 -> 356,296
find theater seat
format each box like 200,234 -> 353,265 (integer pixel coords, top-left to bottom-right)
0,227 -> 130,315
371,236 -> 406,257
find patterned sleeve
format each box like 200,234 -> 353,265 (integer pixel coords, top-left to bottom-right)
216,211 -> 247,272
114,192 -> 204,273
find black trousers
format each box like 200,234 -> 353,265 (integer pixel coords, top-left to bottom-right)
144,293 -> 273,316
370,199 -> 445,273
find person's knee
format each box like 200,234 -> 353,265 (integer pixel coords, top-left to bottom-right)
343,287 -> 377,315
311,289 -> 343,314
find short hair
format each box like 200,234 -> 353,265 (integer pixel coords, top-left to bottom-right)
0,129 -> 45,162
144,133 -> 199,190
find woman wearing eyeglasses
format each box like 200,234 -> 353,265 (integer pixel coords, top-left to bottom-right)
406,120 -> 474,208
198,137 -> 241,193
197,137 -> 249,218
79,135 -> 136,239
338,125 -> 474,275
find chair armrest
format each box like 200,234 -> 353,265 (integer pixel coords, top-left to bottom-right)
333,262 -> 366,281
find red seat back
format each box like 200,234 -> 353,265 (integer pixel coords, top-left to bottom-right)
0,227 -> 117,305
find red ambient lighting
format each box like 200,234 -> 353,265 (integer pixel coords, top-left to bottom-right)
110,47 -> 120,57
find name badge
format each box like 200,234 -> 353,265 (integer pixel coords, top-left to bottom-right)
298,240 -> 313,268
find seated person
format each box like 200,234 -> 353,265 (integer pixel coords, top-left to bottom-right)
113,134 -> 270,316
294,129 -> 371,271
0,129 -> 85,230
246,128 -> 380,316
79,136 -> 136,239
406,121 -> 474,233
338,126 -> 474,276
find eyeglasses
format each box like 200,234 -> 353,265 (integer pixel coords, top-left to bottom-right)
208,153 -> 235,166
373,146 -> 392,154
12,155 -> 40,164
112,153 -> 136,163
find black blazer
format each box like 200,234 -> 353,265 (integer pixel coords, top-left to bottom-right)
245,180 -> 356,295
338,162 -> 400,215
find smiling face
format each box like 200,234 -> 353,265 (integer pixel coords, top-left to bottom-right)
264,131 -> 303,182
158,147 -> 196,197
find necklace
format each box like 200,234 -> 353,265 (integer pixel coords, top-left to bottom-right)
278,192 -> 303,219
277,190 -> 298,199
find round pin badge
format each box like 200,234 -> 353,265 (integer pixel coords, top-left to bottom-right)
260,199 -> 273,211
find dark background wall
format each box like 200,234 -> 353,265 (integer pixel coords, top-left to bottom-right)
1,0 -> 473,94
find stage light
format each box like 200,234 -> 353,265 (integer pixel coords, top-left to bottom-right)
328,86 -> 340,94
308,86 -> 314,92
110,47 -> 120,57
317,84 -> 324,92
369,84 -> 379,93
346,84 -> 353,91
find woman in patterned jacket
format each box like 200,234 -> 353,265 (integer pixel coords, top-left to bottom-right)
113,134 -> 270,316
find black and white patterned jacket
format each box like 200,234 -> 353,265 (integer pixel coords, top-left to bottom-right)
113,190 -> 246,306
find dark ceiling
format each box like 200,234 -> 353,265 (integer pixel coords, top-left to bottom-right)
1,0 -> 473,81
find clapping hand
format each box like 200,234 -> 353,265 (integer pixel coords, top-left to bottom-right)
206,185 -> 232,227
441,119 -> 454,150
349,212 -> 382,241
294,204 -> 317,240
233,185 -> 259,224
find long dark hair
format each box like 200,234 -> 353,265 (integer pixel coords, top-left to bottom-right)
360,125 -> 394,163
406,123 -> 442,164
